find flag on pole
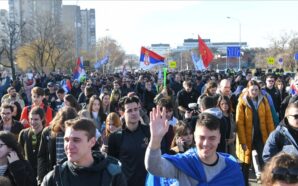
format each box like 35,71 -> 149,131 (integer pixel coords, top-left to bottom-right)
73,56 -> 86,81
140,47 -> 165,70
191,51 -> 206,71
94,55 -> 109,69
198,36 -> 214,68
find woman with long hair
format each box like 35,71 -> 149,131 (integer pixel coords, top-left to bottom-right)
217,95 -> 236,156
37,107 -> 78,184
236,80 -> 275,185
10,102 -> 22,121
169,121 -> 194,154
100,92 -> 111,115
0,131 -> 36,186
80,95 -> 107,133
100,112 -> 122,153
63,94 -> 82,112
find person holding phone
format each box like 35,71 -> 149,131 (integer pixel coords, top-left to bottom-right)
0,131 -> 36,186
169,121 -> 194,154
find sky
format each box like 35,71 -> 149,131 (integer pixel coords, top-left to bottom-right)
1,0 -> 298,55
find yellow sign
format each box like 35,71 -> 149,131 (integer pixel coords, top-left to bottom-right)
267,57 -> 275,65
168,61 -> 177,69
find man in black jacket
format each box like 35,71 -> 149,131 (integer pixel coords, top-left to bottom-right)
42,118 -> 126,186
108,96 -> 150,186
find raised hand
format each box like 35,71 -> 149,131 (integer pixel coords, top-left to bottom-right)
148,106 -> 169,150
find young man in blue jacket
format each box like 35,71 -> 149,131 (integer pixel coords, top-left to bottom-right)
145,106 -> 244,186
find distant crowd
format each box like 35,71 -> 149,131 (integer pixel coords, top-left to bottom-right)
0,68 -> 297,186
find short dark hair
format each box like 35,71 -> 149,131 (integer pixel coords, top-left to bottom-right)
56,88 -> 65,94
65,118 -> 96,140
200,96 -> 217,110
120,96 -> 140,111
157,98 -> 173,110
29,107 -> 46,126
266,74 -> 275,80
196,112 -> 220,131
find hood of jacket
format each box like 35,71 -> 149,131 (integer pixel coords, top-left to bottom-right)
59,151 -> 109,175
203,107 -> 223,119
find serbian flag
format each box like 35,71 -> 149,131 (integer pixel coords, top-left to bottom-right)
61,79 -> 72,93
140,47 -> 165,70
290,82 -> 298,95
73,56 -> 86,81
198,36 -> 214,68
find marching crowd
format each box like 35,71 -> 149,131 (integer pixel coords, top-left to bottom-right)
0,69 -> 297,186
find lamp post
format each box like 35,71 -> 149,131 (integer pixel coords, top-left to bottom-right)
227,16 -> 241,71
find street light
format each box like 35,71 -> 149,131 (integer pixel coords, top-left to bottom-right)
227,16 -> 241,71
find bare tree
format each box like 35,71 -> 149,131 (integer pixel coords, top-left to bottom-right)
96,37 -> 125,71
17,12 -> 74,73
0,18 -> 24,80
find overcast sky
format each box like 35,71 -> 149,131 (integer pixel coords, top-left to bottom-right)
1,0 -> 298,55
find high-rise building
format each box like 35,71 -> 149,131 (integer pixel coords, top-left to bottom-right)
62,5 -> 82,57
0,9 -> 8,30
62,6 -> 96,56
8,0 -> 62,41
0,9 -> 8,45
81,8 -> 96,52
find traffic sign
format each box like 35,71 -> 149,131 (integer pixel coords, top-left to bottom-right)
168,61 -> 177,69
295,53 -> 298,61
227,46 -> 241,58
267,57 -> 275,65
278,57 -> 283,64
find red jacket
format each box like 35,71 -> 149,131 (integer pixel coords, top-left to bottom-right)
20,103 -> 53,128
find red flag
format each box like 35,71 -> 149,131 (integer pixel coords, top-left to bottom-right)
198,36 -> 214,68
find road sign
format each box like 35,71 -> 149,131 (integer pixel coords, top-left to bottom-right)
227,46 -> 241,58
278,57 -> 283,64
168,61 -> 177,69
267,57 -> 275,65
295,53 -> 298,61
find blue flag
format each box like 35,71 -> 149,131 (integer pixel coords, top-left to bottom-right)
94,55 -> 109,69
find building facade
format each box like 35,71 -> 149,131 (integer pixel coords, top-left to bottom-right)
80,8 -> 96,52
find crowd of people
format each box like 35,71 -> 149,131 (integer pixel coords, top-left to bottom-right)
0,68 -> 297,186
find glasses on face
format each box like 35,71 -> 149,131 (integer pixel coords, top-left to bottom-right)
272,167 -> 298,184
0,143 -> 6,148
287,114 -> 298,120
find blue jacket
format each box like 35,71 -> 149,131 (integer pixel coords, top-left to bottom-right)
263,123 -> 298,163
146,148 -> 244,186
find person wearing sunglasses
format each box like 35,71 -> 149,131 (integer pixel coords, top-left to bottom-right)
261,153 -> 298,186
263,102 -> 298,163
